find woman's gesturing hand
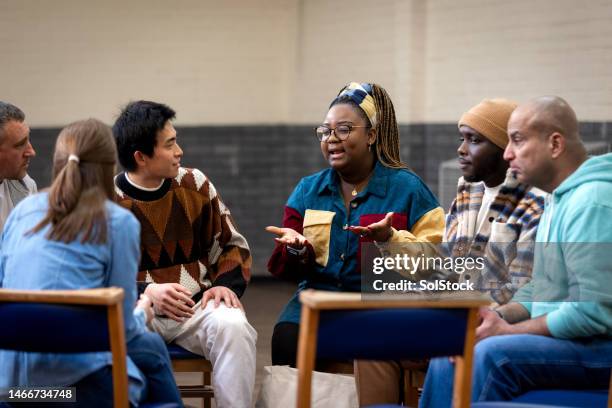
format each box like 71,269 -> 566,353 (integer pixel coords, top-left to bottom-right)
265,226 -> 309,249
347,212 -> 394,242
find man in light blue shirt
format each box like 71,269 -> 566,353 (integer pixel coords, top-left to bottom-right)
420,96 -> 612,406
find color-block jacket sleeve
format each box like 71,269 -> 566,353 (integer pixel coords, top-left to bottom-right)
387,207 -> 445,244
365,170 -> 446,277
267,181 -> 316,280
377,206 -> 444,279
202,179 -> 252,298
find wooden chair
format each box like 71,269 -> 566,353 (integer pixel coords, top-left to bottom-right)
0,287 -> 130,408
167,343 -> 214,408
295,289 -> 489,408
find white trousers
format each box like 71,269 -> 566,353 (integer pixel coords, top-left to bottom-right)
151,299 -> 257,408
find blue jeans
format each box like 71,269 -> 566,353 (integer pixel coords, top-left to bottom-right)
0,332 -> 181,407
0,367 -> 115,408
127,331 -> 182,406
73,331 -> 182,407
419,334 -> 612,408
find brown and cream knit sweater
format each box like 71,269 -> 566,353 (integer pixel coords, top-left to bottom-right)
114,167 -> 251,300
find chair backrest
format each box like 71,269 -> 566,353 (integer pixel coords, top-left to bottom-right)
0,287 -> 128,408
296,290 -> 489,408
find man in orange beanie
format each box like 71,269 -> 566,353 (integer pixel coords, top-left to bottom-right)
353,99 -> 547,406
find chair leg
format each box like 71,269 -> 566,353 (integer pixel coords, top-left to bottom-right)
173,368 -> 214,407
296,307 -> 320,408
403,368 -> 425,408
203,371 -> 212,408
403,370 -> 419,407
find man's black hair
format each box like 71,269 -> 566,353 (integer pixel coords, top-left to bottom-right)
113,100 -> 176,171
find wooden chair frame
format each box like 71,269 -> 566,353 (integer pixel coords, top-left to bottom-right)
295,290 -> 489,408
0,287 -> 128,408
170,352 -> 214,408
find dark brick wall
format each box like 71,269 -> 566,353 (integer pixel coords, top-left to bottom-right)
27,122 -> 612,276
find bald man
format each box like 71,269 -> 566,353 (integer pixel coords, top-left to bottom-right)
420,96 -> 612,407
354,99 -> 547,406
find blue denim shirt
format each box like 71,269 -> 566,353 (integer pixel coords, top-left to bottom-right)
271,162 -> 441,323
0,193 -> 146,405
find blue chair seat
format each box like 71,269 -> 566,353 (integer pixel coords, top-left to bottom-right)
0,288 -> 131,407
166,343 -> 201,359
472,403 -> 570,408
514,389 -> 607,407
472,389 -> 608,408
295,290 -> 490,408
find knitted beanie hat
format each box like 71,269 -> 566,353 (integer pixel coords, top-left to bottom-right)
458,98 -> 518,149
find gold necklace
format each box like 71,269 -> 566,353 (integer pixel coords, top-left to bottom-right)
351,183 -> 364,196
350,173 -> 373,196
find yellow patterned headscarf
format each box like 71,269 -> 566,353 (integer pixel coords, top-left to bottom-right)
333,82 -> 377,127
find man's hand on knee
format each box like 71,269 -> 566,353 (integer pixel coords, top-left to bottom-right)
202,286 -> 243,311
145,283 -> 195,322
476,307 -> 513,342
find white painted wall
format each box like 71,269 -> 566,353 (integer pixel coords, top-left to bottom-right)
2,0 -> 610,126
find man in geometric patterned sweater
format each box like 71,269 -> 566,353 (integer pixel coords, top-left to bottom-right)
113,100 -> 256,408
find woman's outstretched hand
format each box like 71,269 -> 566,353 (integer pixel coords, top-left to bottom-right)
347,211 -> 394,242
265,226 -> 309,249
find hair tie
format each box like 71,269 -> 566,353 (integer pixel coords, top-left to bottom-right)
68,154 -> 80,164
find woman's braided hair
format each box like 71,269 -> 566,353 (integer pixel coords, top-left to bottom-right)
332,83 -> 408,169
369,84 -> 407,169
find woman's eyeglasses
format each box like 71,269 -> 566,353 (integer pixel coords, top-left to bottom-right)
314,125 -> 370,142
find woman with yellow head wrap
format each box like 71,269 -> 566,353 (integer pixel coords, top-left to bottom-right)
265,82 -> 445,366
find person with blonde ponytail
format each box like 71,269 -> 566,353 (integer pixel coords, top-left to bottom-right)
0,119 -> 182,407
265,82 -> 445,367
